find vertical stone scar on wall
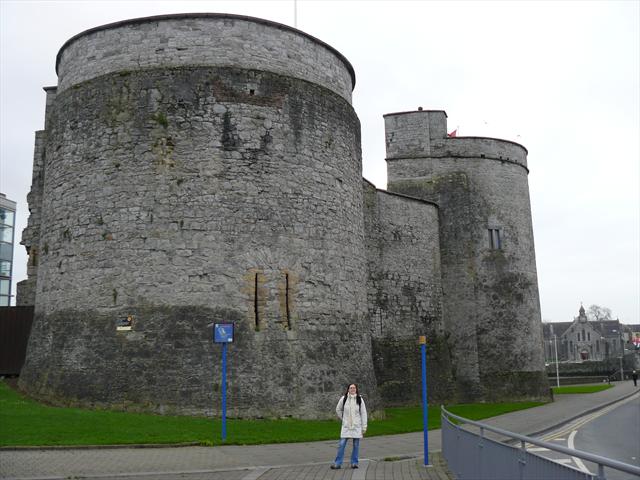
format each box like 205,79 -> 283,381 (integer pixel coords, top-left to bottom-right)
151,111 -> 176,169
255,273 -> 259,330
243,269 -> 266,332
285,273 -> 291,329
278,270 -> 297,330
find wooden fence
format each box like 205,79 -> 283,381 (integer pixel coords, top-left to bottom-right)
0,306 -> 34,375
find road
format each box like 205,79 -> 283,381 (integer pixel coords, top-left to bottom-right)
575,394 -> 640,479
529,393 -> 640,479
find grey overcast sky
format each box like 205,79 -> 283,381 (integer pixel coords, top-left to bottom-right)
1,0 -> 638,323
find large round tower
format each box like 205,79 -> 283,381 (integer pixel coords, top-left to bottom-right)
384,110 -> 548,401
19,14 -> 379,418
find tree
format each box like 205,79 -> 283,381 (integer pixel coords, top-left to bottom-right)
587,304 -> 613,321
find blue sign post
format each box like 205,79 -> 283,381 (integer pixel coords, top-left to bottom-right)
419,335 -> 429,466
214,323 -> 234,442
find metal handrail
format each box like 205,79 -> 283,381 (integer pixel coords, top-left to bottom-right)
441,406 -> 640,478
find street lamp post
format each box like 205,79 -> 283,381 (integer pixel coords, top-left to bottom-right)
553,334 -> 560,387
620,354 -> 624,381
613,328 -> 624,381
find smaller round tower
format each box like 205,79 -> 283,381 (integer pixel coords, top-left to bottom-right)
384,110 -> 548,401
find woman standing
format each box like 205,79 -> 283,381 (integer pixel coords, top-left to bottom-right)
330,383 -> 368,469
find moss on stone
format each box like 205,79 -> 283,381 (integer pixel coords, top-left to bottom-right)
153,112 -> 169,128
480,370 -> 550,402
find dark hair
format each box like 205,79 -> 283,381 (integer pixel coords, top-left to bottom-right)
343,383 -> 359,397
341,383 -> 362,412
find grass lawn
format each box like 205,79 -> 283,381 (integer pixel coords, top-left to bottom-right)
551,384 -> 613,395
0,381 -> 544,447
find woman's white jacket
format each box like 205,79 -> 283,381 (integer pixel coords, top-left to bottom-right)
335,395 -> 368,438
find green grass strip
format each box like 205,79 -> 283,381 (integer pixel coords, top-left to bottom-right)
551,384 -> 613,395
0,381 -> 543,447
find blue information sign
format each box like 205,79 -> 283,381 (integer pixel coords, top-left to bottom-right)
214,323 -> 234,343
213,322 -> 234,442
213,323 -> 233,343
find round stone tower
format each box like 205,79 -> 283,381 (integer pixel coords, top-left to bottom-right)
19,14 -> 379,418
384,110 -> 548,402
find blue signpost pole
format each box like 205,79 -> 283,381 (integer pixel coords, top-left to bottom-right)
420,336 -> 429,466
214,323 -> 233,443
221,341 -> 227,442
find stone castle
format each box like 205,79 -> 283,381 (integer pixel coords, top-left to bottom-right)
17,14 -> 548,418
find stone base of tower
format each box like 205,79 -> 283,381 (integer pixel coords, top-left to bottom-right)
18,305 -> 381,419
371,334 -> 455,406
479,370 -> 551,402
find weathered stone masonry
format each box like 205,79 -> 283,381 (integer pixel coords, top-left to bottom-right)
363,181 -> 455,405
386,110 -> 547,401
18,14 -> 547,418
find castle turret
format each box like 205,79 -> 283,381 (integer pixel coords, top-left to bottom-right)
384,110 -> 547,401
19,14 -> 379,418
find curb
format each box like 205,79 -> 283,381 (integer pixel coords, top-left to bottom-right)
0,453 -> 451,480
0,442 -> 202,452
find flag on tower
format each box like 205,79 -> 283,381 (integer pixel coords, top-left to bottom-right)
447,129 -> 457,137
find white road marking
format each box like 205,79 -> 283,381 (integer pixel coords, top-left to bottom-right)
529,392 -> 640,473
542,394 -> 638,442
568,430 -> 592,475
527,447 -> 550,452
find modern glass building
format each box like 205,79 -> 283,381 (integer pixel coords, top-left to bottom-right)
0,193 -> 17,306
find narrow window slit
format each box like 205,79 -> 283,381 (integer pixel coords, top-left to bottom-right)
488,228 -> 502,250
254,273 -> 259,330
285,273 -> 291,330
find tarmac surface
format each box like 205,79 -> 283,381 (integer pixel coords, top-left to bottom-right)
1,381 -> 638,480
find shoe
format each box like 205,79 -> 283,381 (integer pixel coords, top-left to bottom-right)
351,464 -> 359,469
330,465 -> 341,469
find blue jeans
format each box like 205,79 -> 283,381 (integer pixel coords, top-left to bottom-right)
334,437 -> 360,466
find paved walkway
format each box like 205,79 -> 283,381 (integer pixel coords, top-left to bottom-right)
1,381 -> 637,480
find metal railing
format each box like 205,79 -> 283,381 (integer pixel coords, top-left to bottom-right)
441,406 -> 640,480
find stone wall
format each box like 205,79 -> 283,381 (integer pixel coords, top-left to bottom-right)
18,87 -> 59,306
19,14 -> 379,418
363,181 -> 454,404
18,14 -> 550,417
384,110 -> 527,169
385,110 -> 548,401
55,14 -> 355,103
384,110 -> 447,158
545,356 -> 638,378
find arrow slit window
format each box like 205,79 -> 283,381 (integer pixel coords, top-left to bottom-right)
488,228 -> 502,250
254,273 -> 260,331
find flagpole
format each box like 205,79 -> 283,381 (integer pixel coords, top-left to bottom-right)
294,0 -> 298,28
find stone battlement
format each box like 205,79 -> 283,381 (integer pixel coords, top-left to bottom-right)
55,13 -> 355,102
384,110 -> 528,170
